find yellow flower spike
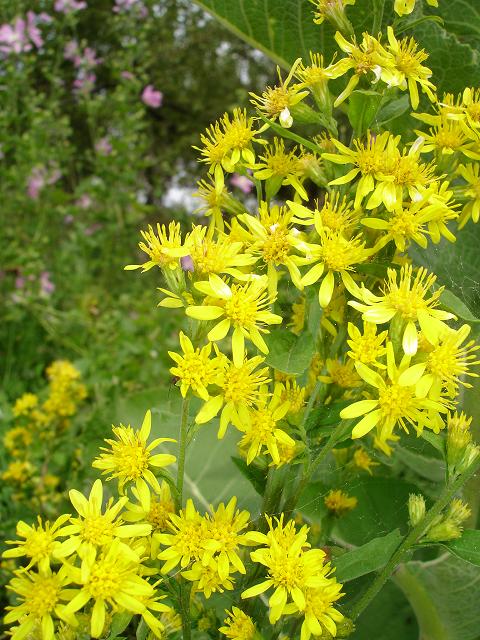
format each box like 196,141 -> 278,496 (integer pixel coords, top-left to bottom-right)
349,264 -> 456,355
186,274 -> 282,366
3,514 -> 71,571
340,342 -> 452,448
55,479 -> 151,562
5,565 -> 72,640
92,410 -> 176,496
219,607 -> 256,640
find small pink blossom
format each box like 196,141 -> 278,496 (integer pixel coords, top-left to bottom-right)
84,223 -> 102,236
26,11 -> 43,48
141,84 -> 163,108
230,173 -> 253,194
76,194 -> 92,209
95,137 -> 112,156
121,70 -> 134,80
64,39 -> 78,60
40,271 -> 55,296
15,276 -> 25,290
54,0 -> 87,13
73,71 -> 96,94
114,0 -> 147,16
27,165 -> 61,199
0,19 -> 29,54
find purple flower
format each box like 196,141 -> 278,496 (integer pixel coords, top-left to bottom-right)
27,165 -> 61,199
181,255 -> 194,272
114,0 -> 147,16
75,194 -> 92,209
54,0 -> 87,13
121,70 -> 134,80
0,19 -> 29,54
84,223 -> 102,236
40,271 -> 55,296
141,85 -> 163,108
73,71 -> 96,94
64,39 -> 78,60
15,276 -> 25,290
230,173 -> 253,194
26,11 -> 43,48
95,137 -> 112,156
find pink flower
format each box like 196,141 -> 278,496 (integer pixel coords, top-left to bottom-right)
40,271 -> 55,296
27,167 -> 46,199
73,71 -> 96,94
0,19 -> 29,54
114,0 -> 147,16
54,0 -> 87,13
95,137 -> 112,156
76,194 -> 92,209
26,11 -> 43,48
230,173 -> 253,194
141,85 -> 163,108
64,40 -> 78,60
121,70 -> 134,80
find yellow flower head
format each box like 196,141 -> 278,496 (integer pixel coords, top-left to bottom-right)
56,479 -> 151,561
202,497 -> 251,580
195,353 -> 270,438
416,117 -> 480,159
12,392 -> 38,417
353,447 -> 379,474
280,378 -> 306,415
3,514 -> 71,571
186,274 -> 282,366
169,332 -> 224,401
386,27 -> 436,109
324,489 -> 358,515
340,342 -> 451,449
238,385 -> 293,466
347,321 -> 387,368
3,426 -> 32,456
242,516 -> 343,625
188,226 -> 256,279
5,565 -> 72,640
394,0 -> 439,16
250,61 -> 309,122
61,539 -> 170,639
310,0 -> 356,26
157,498 -> 207,574
289,295 -> 306,334
181,558 -> 235,598
220,607 -> 256,640
350,264 -> 456,355
92,410 -> 176,496
298,585 -> 345,640
290,191 -> 358,236
319,357 -> 362,388
457,162 -> 480,228
125,222 -> 190,272
2,460 -> 34,484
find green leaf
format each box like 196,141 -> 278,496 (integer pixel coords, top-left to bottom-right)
264,329 -> 314,375
375,94 -> 411,126
439,289 -> 480,324
231,456 -> 267,495
333,529 -> 402,583
106,613 -> 133,639
348,90 -> 383,136
305,400 -> 351,434
136,619 -> 149,640
444,529 -> 480,566
395,555 -> 480,640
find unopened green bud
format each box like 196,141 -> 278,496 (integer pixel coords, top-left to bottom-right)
408,493 -> 426,527
311,0 -> 355,38
447,498 -> 471,526
425,520 -> 463,542
447,424 -> 472,470
457,443 -> 480,475
337,617 -> 356,637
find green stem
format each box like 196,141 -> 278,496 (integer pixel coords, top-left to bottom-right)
175,395 -> 191,510
348,459 -> 480,620
175,395 -> 192,640
282,420 -> 348,519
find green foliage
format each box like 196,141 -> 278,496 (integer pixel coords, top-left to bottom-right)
264,329 -> 315,375
444,530 -> 480,566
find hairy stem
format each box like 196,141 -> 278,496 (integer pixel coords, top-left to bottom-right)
349,459 -> 480,620
175,395 -> 191,510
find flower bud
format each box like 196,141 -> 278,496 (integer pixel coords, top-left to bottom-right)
408,493 -> 426,527
279,106 -> 293,128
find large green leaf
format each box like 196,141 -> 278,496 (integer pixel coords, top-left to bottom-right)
394,555 -> 480,640
115,387 -> 261,513
264,328 -> 314,375
333,529 -> 402,583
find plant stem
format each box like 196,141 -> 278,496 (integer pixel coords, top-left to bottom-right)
175,395 -> 192,640
175,395 -> 191,511
348,458 -> 480,620
282,420 -> 348,519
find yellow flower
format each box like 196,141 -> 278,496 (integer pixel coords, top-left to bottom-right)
3,426 -> 32,456
61,539 -> 170,639
319,357 -> 362,388
238,385 -> 293,466
289,191 -> 358,234
250,61 -> 309,123
195,108 -> 262,178
12,392 -> 38,417
394,0 -> 438,15
418,324 -> 480,399
3,515 -> 71,571
252,138 -> 308,200
195,353 -> 270,438
186,274 -> 282,366
125,222 -> 190,272
350,264 -> 456,355
280,378 -> 306,415
55,479 -> 151,562
169,332 -> 223,401
157,498 -> 206,573
296,52 -> 348,107
324,489 -> 358,515
386,28 -> 436,109
323,131 -> 398,208
240,202 -> 308,294
347,321 -> 387,368
202,497 -> 251,580
92,410 -> 176,496
340,342 -> 451,447
353,447 -> 379,474
415,117 -> 480,159
296,585 -> 345,640
181,558 -> 235,598
242,516 -> 342,625
332,32 -> 394,106
289,295 -> 306,334
300,224 -> 368,308
310,0 -> 356,26
457,162 -> 480,228
219,607 -> 256,640
2,460 -> 34,484
188,225 -> 256,278
5,565 -> 72,640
